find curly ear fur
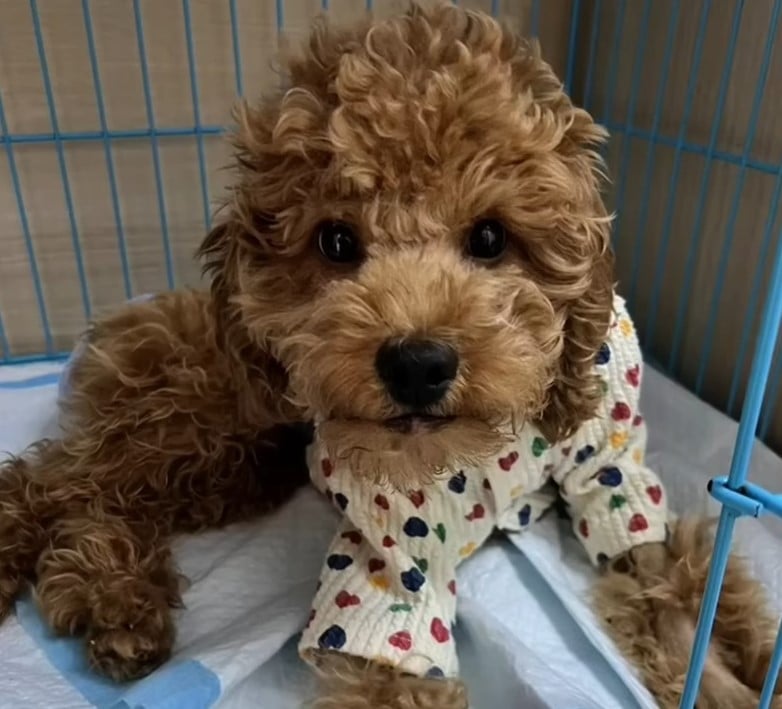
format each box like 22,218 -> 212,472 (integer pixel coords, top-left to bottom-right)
500,37 -> 615,442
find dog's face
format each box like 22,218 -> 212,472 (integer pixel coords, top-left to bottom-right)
202,6 -> 614,487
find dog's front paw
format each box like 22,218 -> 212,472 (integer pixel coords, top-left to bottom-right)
594,518 -> 782,709
86,580 -> 175,681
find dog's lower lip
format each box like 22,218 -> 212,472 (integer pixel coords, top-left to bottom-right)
384,414 -> 455,433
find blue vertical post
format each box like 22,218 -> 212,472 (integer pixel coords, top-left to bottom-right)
81,0 -> 133,300
680,220 -> 782,707
564,0 -> 581,96
581,0 -> 601,112
132,0 -> 175,290
531,0 -> 541,38
30,0 -> 92,320
229,0 -> 243,97
182,0 -> 211,232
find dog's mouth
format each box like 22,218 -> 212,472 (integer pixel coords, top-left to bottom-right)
383,413 -> 456,434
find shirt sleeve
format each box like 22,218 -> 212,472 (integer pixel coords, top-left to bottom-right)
551,302 -> 668,565
299,450 -> 462,678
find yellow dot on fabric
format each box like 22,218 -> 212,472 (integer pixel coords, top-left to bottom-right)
369,575 -> 391,591
610,431 -> 629,449
372,514 -> 387,529
510,484 -> 524,500
619,319 -> 634,337
459,542 -> 477,558
632,448 -> 643,464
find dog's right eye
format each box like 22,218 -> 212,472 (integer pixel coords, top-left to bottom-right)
317,221 -> 362,264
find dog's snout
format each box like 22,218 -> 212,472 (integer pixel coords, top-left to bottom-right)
375,339 -> 458,409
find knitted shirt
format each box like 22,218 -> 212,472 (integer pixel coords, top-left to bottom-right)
299,294 -> 667,678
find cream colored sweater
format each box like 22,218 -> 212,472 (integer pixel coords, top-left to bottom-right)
299,294 -> 667,678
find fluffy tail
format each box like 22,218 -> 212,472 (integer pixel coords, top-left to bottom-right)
0,441 -> 57,620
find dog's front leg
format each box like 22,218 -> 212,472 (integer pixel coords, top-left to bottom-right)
309,652 -> 467,709
593,519 -> 782,709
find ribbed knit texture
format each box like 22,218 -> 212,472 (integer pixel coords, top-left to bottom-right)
299,294 -> 667,678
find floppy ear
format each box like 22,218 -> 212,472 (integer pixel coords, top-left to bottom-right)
535,108 -> 615,443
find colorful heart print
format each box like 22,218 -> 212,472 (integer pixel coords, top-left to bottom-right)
531,437 -> 548,457
595,342 -> 611,365
465,503 -> 485,521
575,445 -> 595,464
498,451 -> 519,471
578,519 -> 589,538
628,513 -> 649,532
647,485 -> 662,504
609,494 -> 627,510
430,618 -> 451,643
401,567 -> 426,592
368,558 -> 386,573
518,504 -> 531,526
403,516 -> 429,538
321,459 -> 333,477
626,365 -> 640,387
335,591 -> 360,608
598,467 -> 623,487
413,557 -> 429,573
408,490 -> 425,508
340,530 -> 362,544
388,630 -> 412,651
434,523 -> 447,543
382,535 -> 396,548
326,554 -> 353,571
318,624 -> 346,650
611,402 -> 632,421
448,471 -> 467,493
374,494 -> 390,510
389,602 -> 412,613
447,579 -> 457,595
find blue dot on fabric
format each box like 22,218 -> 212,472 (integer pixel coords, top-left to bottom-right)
401,567 -> 426,592
575,445 -> 595,464
403,516 -> 429,538
326,554 -> 353,571
447,471 -> 466,494
598,467 -> 623,487
318,624 -> 347,650
595,342 -> 611,365
426,666 -> 445,679
518,504 -> 531,526
334,492 -> 348,510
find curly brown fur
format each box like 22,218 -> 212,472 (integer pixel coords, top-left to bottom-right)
0,3 -> 776,707
0,291 -> 311,679
594,519 -> 782,709
308,653 -> 467,709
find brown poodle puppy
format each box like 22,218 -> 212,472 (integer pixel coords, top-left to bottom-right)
0,5 -> 778,708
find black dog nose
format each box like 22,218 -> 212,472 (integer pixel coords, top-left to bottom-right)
375,339 -> 458,409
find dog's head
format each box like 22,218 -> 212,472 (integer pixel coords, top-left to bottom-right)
201,4 -> 614,488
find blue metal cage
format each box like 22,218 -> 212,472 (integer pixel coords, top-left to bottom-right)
0,1 -> 781,707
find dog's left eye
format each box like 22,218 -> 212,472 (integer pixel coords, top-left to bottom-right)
467,219 -> 507,261
317,221 -> 361,263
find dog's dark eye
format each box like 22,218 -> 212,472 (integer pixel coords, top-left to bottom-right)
467,219 -> 507,261
317,221 -> 361,263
